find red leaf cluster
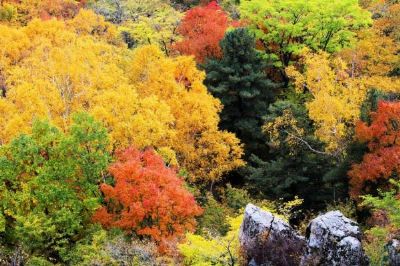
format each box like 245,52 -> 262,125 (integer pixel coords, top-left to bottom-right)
349,101 -> 400,198
172,1 -> 231,63
93,147 -> 202,253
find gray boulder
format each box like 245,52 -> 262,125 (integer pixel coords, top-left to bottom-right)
239,204 -> 306,266
388,239 -> 400,266
301,211 -> 369,266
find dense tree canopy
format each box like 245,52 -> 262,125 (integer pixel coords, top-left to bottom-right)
246,98 -> 344,205
126,45 -> 244,182
287,51 -> 368,155
0,14 -> 243,183
0,0 -> 399,264
89,0 -> 182,53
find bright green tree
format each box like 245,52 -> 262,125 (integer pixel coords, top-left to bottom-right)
240,0 -> 371,68
0,113 -> 110,263
363,179 -> 400,230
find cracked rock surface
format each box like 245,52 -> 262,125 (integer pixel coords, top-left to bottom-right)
239,205 -> 369,266
388,239 -> 400,266
301,211 -> 369,266
239,203 -> 306,266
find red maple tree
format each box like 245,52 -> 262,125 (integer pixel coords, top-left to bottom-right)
93,147 -> 203,253
349,101 -> 400,198
173,1 -> 233,63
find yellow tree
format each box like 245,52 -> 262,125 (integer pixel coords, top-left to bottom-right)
286,8 -> 400,156
126,45 -> 244,182
287,51 -> 367,155
338,2 -> 400,94
0,16 -> 175,149
66,9 -> 122,45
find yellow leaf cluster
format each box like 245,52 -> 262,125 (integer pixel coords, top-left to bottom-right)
179,214 -> 242,266
126,45 -> 244,182
287,51 -> 368,153
0,12 -> 243,182
287,15 -> 400,155
67,9 -> 121,45
339,28 -> 400,93
263,109 -> 305,156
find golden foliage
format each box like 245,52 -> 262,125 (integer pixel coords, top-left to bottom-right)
263,109 -> 305,156
287,51 -> 367,154
339,28 -> 400,93
0,15 -> 243,182
126,45 -> 244,182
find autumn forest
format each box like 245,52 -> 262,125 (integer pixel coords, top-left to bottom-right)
0,0 -> 399,265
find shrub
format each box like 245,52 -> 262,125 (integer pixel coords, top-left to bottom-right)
198,194 -> 230,236
223,184 -> 251,212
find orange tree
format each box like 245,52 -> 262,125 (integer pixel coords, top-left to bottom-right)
93,147 -> 203,253
172,1 -> 233,63
349,101 -> 400,198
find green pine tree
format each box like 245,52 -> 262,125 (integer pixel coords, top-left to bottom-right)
204,28 -> 278,160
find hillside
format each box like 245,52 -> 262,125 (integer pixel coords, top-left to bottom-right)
0,0 -> 399,265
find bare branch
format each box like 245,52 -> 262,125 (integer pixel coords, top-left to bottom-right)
282,130 -> 332,156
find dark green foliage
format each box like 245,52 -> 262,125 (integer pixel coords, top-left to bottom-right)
0,113 -> 110,263
245,96 -> 348,208
204,28 -> 278,160
223,184 -> 251,212
121,30 -> 137,49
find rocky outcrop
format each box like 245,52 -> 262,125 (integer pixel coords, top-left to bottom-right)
388,239 -> 400,266
239,204 -> 306,266
239,205 -> 369,266
301,211 -> 369,266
